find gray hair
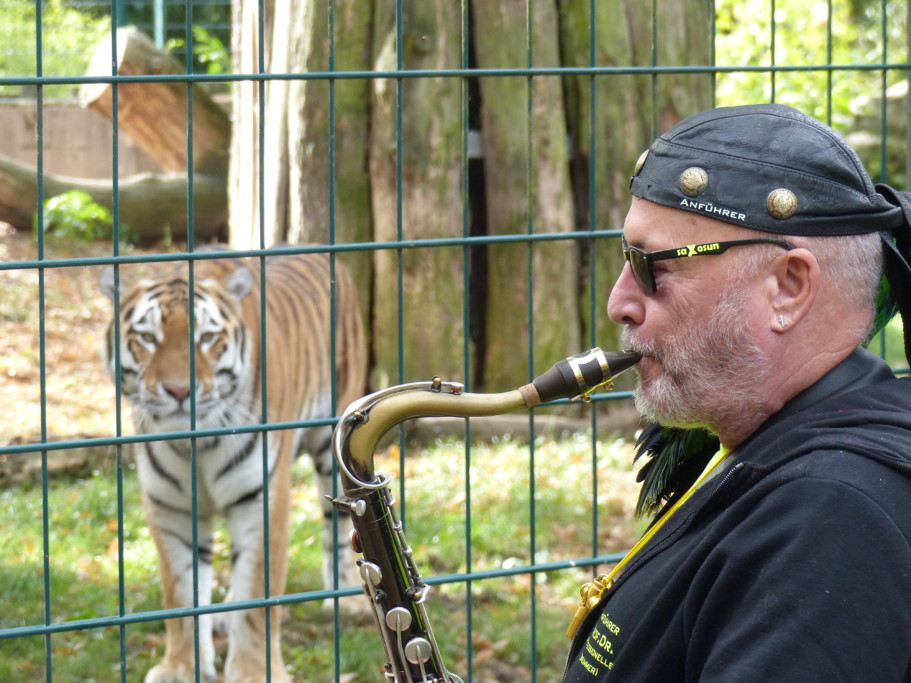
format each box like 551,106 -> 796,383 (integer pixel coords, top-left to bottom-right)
787,231 -> 884,312
734,230 -> 884,339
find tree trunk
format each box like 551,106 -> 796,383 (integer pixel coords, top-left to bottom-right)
286,0 -> 375,340
368,0 -> 466,387
472,0 -> 580,392
223,0 -> 715,392
0,153 -> 226,241
80,26 -> 231,175
559,0 -> 714,360
644,0 -> 716,132
229,0 -> 288,249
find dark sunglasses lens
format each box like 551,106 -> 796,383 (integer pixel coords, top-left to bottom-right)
627,248 -> 654,294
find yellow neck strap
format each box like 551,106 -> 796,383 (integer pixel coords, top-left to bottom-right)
566,446 -> 731,638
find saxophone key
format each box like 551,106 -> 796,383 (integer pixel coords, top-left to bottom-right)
407,585 -> 428,603
329,495 -> 367,517
404,637 -> 433,666
359,561 -> 383,586
350,528 -> 362,554
385,606 -> 413,632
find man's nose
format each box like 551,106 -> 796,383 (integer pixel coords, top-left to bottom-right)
607,262 -> 645,326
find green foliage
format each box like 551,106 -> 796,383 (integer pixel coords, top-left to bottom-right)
0,0 -> 111,98
715,0 -> 910,185
165,26 -> 231,75
34,190 -> 137,244
714,0 -> 907,126
867,315 -> 907,369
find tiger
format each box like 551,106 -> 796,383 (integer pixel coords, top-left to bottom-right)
101,247 -> 367,683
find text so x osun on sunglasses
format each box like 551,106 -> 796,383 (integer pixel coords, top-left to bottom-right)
620,235 -> 795,295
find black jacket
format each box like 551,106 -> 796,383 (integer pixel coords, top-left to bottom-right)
564,348 -> 911,682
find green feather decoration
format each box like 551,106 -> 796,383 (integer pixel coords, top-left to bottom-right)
633,424 -> 719,519
864,274 -> 899,349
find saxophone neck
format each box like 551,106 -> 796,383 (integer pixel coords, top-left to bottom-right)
333,348 -> 642,489
336,382 -> 529,487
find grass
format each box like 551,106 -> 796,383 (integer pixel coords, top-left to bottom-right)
0,429 -> 641,682
0,455 -> 162,681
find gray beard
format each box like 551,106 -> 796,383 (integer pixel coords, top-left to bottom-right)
623,284 -> 772,437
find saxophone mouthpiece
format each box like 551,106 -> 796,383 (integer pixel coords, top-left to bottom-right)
529,348 -> 642,405
605,348 -> 643,378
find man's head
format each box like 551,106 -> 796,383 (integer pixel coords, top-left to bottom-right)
611,104 -> 904,446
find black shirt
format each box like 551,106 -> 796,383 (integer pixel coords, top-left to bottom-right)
564,348 -> 911,682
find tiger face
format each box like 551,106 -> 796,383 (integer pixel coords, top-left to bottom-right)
103,264 -> 256,433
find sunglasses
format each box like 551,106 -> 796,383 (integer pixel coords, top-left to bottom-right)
621,235 -> 796,295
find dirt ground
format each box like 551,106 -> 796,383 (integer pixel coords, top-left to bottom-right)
0,226 -> 162,477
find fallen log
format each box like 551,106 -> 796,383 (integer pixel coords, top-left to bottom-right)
79,26 -> 231,175
0,152 -> 226,241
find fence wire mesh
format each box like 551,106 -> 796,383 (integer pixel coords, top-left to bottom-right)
0,0 -> 909,681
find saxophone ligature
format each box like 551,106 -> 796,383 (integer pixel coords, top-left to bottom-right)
330,348 -> 641,682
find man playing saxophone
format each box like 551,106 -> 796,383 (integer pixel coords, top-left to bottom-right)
564,104 -> 911,682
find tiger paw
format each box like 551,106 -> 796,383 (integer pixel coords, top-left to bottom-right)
145,662 -> 216,683
224,667 -> 293,683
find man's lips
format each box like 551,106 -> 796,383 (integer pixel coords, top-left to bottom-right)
623,341 -> 655,363
625,350 -> 661,378
621,334 -> 659,369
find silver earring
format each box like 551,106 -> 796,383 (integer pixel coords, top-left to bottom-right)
778,314 -> 788,329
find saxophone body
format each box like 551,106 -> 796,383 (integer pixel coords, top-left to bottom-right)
331,349 -> 641,682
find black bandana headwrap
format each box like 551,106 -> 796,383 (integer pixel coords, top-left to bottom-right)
628,103 -> 911,517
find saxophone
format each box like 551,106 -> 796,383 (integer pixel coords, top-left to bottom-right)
331,348 -> 641,683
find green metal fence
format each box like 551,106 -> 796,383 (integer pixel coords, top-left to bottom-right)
1,0 -> 909,681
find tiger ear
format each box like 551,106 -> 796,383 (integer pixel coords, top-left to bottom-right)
100,265 -> 121,301
225,266 -> 254,301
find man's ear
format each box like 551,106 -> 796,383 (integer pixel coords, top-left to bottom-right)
769,248 -> 819,331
